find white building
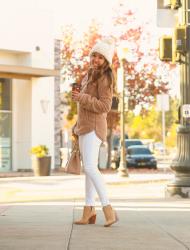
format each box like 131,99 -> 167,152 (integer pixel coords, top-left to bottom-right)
0,6 -> 60,172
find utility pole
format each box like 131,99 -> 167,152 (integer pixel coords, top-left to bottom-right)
117,43 -> 129,177
117,59 -> 128,177
161,0 -> 190,197
156,93 -> 170,155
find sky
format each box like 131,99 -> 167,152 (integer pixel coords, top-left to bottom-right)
0,0 -> 179,95
1,0 -> 156,37
49,0 -> 155,36
51,0 -> 156,38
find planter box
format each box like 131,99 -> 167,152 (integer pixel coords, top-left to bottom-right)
32,156 -> 51,176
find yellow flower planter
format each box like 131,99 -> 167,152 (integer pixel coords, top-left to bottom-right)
32,156 -> 51,176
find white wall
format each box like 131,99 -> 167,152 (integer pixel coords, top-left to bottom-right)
12,76 -> 55,170
12,79 -> 32,170
0,51 -> 31,66
0,5 -> 56,171
31,77 -> 55,168
0,7 -> 54,68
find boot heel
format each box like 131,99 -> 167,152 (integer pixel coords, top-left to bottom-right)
103,205 -> 118,227
89,214 -> 96,224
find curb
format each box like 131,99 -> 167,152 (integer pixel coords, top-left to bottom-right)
107,178 -> 173,185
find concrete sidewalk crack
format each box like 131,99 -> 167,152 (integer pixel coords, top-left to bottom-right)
143,214 -> 189,250
66,201 -> 75,250
0,205 -> 11,216
161,230 -> 190,250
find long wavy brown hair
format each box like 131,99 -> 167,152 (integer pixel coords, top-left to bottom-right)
87,60 -> 115,91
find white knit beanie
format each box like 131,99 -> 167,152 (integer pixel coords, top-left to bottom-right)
90,38 -> 115,65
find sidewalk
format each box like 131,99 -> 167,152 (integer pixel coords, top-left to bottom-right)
1,199 -> 190,250
0,171 -> 190,249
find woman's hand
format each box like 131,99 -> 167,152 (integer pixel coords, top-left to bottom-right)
72,91 -> 80,102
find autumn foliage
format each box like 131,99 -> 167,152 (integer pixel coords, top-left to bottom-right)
61,3 -> 174,123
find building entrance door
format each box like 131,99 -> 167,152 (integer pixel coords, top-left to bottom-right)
0,79 -> 12,172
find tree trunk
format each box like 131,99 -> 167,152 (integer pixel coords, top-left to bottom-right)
107,128 -> 113,168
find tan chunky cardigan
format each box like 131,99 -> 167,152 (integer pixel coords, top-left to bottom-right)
74,74 -> 113,142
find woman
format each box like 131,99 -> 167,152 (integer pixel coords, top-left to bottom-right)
72,38 -> 118,227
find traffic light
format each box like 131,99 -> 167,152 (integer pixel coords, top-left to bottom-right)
159,25 -> 187,62
159,36 -> 173,61
163,0 -> 181,9
171,0 -> 181,9
173,25 -> 187,53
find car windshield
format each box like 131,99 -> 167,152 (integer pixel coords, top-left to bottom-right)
125,140 -> 143,148
128,147 -> 152,155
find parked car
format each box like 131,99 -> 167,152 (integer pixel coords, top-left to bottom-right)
125,139 -> 143,148
126,145 -> 157,169
111,138 -> 143,168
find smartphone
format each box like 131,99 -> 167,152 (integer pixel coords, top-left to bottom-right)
72,83 -> 81,93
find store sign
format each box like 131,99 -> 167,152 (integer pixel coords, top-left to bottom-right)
0,137 -> 10,147
0,159 -> 10,170
182,104 -> 190,118
156,94 -> 170,111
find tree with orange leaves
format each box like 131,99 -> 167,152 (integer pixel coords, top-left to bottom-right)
60,4 -> 177,168
61,6 -> 174,120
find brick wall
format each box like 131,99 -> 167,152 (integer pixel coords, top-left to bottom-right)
54,39 -> 61,168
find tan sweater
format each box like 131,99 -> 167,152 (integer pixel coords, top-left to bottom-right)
74,74 -> 113,142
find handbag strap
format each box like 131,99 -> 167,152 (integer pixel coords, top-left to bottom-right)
71,140 -> 80,153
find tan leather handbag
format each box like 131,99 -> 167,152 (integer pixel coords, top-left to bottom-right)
64,140 -> 81,175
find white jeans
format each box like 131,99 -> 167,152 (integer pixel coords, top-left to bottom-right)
79,131 -> 110,207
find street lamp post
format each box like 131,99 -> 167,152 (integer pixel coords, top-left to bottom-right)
166,0 -> 190,197
117,45 -> 129,177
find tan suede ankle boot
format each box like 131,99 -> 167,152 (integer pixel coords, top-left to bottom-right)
103,205 -> 118,227
74,206 -> 96,225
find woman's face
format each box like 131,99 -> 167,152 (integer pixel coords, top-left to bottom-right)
90,52 -> 106,69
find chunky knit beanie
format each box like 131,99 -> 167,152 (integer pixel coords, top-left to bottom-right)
90,38 -> 115,65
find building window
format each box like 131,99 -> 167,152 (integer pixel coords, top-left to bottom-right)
0,78 -> 12,172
